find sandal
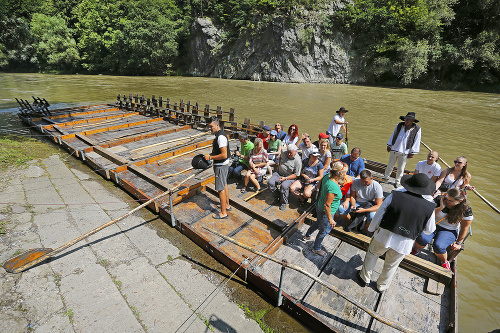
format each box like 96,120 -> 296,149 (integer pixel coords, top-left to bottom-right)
212,213 -> 229,219
240,188 -> 247,193
302,235 -> 312,241
312,249 -> 327,256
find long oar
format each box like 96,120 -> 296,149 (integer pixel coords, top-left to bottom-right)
421,141 -> 499,214
3,170 -> 204,274
203,227 -> 416,333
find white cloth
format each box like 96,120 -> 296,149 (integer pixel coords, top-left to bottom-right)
299,143 -> 317,160
213,135 -> 230,166
282,134 -> 298,146
327,114 -> 345,137
387,124 -> 421,155
351,179 -> 383,203
368,188 -> 436,255
360,238 -> 407,291
384,151 -> 408,181
415,160 -> 441,179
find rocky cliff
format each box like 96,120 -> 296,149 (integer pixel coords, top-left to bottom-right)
187,17 -> 356,84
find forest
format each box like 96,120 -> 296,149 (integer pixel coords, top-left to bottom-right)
1,0 -> 499,89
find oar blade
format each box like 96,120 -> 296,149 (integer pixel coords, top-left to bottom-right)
3,248 -> 53,273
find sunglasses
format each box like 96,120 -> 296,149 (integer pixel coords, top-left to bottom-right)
454,160 -> 464,164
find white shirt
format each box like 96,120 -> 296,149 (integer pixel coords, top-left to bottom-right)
213,135 -> 230,166
387,124 -> 421,155
282,134 -> 298,146
368,188 -> 436,254
327,114 -> 344,137
415,160 -> 441,179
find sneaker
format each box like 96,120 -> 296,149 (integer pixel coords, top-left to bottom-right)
302,235 -> 312,241
279,204 -> 287,211
410,249 -> 420,256
394,180 -> 400,188
441,261 -> 451,270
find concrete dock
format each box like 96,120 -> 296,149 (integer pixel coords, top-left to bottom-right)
0,154 -> 262,333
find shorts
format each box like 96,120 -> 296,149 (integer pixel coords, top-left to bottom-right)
214,164 -> 229,191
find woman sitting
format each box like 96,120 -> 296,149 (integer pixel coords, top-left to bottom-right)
434,156 -> 474,196
302,161 -> 343,256
290,150 -> 324,205
267,130 -> 282,173
411,188 -> 473,270
282,124 -> 299,147
318,138 -> 332,174
242,138 -> 268,193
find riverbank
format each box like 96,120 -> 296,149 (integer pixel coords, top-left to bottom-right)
0,153 -> 266,332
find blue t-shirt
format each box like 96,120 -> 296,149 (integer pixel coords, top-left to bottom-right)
340,154 -> 365,177
302,158 -> 324,183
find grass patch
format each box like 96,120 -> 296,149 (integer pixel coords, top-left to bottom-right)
238,304 -> 274,333
0,221 -> 6,234
0,134 -> 58,170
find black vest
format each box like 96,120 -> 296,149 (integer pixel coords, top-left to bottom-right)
212,129 -> 230,163
390,122 -> 421,153
380,191 -> 435,239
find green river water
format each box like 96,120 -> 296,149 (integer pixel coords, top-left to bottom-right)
1,73 -> 499,332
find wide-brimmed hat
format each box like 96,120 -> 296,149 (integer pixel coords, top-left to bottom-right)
336,107 -> 348,114
400,112 -> 419,123
401,173 -> 435,195
191,154 -> 211,170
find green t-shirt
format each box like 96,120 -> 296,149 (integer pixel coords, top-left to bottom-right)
268,138 -> 281,153
318,174 -> 342,215
240,141 -> 254,166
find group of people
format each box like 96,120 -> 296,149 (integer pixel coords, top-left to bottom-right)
204,107 -> 475,292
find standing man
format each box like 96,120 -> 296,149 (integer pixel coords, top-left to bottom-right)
384,112 -> 421,188
205,117 -> 231,219
414,150 -> 441,182
340,147 -> 365,178
268,144 -> 302,211
326,107 -> 348,144
357,173 -> 436,292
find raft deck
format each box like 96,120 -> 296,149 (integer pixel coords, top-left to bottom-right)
17,96 -> 457,333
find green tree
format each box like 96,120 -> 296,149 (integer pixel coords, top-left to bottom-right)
0,16 -> 36,70
31,13 -> 80,72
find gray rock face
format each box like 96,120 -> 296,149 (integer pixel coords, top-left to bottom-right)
188,17 -> 354,83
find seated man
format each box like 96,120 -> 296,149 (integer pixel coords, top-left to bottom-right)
228,132 -> 254,179
340,147 -> 365,178
414,150 -> 441,182
298,133 -> 316,161
268,144 -> 302,211
257,125 -> 271,150
330,133 -> 348,162
339,170 -> 383,234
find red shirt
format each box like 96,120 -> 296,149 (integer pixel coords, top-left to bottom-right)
257,133 -> 270,150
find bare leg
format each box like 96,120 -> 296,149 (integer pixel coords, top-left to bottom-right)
435,252 -> 448,264
244,173 -> 250,188
290,180 -> 303,198
249,174 -> 261,190
219,189 -> 227,216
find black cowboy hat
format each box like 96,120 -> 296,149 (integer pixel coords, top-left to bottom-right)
336,107 -> 349,113
191,154 -> 211,170
399,112 -> 419,123
401,173 -> 435,196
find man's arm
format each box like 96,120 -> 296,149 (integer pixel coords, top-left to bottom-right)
367,194 -> 392,233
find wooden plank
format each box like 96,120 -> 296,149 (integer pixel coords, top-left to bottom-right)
206,183 -> 288,232
127,164 -> 174,192
75,133 -> 99,146
256,224 -> 341,301
41,117 -> 57,124
30,105 -> 114,121
53,125 -> 70,135
370,264 -> 450,333
302,241 -> 381,332
93,146 -> 129,165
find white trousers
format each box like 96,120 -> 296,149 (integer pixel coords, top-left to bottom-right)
360,238 -> 406,291
384,151 -> 408,181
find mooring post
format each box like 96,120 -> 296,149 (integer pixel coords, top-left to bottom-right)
277,259 -> 287,307
204,104 -> 210,126
169,191 -> 176,227
117,94 -> 122,109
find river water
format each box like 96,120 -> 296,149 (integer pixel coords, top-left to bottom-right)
1,73 -> 499,332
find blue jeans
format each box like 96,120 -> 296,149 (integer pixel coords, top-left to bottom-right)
228,161 -> 248,179
337,202 -> 375,224
308,205 -> 333,251
415,225 -> 458,254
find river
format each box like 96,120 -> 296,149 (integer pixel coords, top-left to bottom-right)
1,73 -> 499,332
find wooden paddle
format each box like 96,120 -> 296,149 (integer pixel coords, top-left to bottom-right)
421,141 -> 499,214
203,227 -> 416,333
2,170 -> 204,274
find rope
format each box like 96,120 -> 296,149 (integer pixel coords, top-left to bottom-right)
174,259 -> 247,333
